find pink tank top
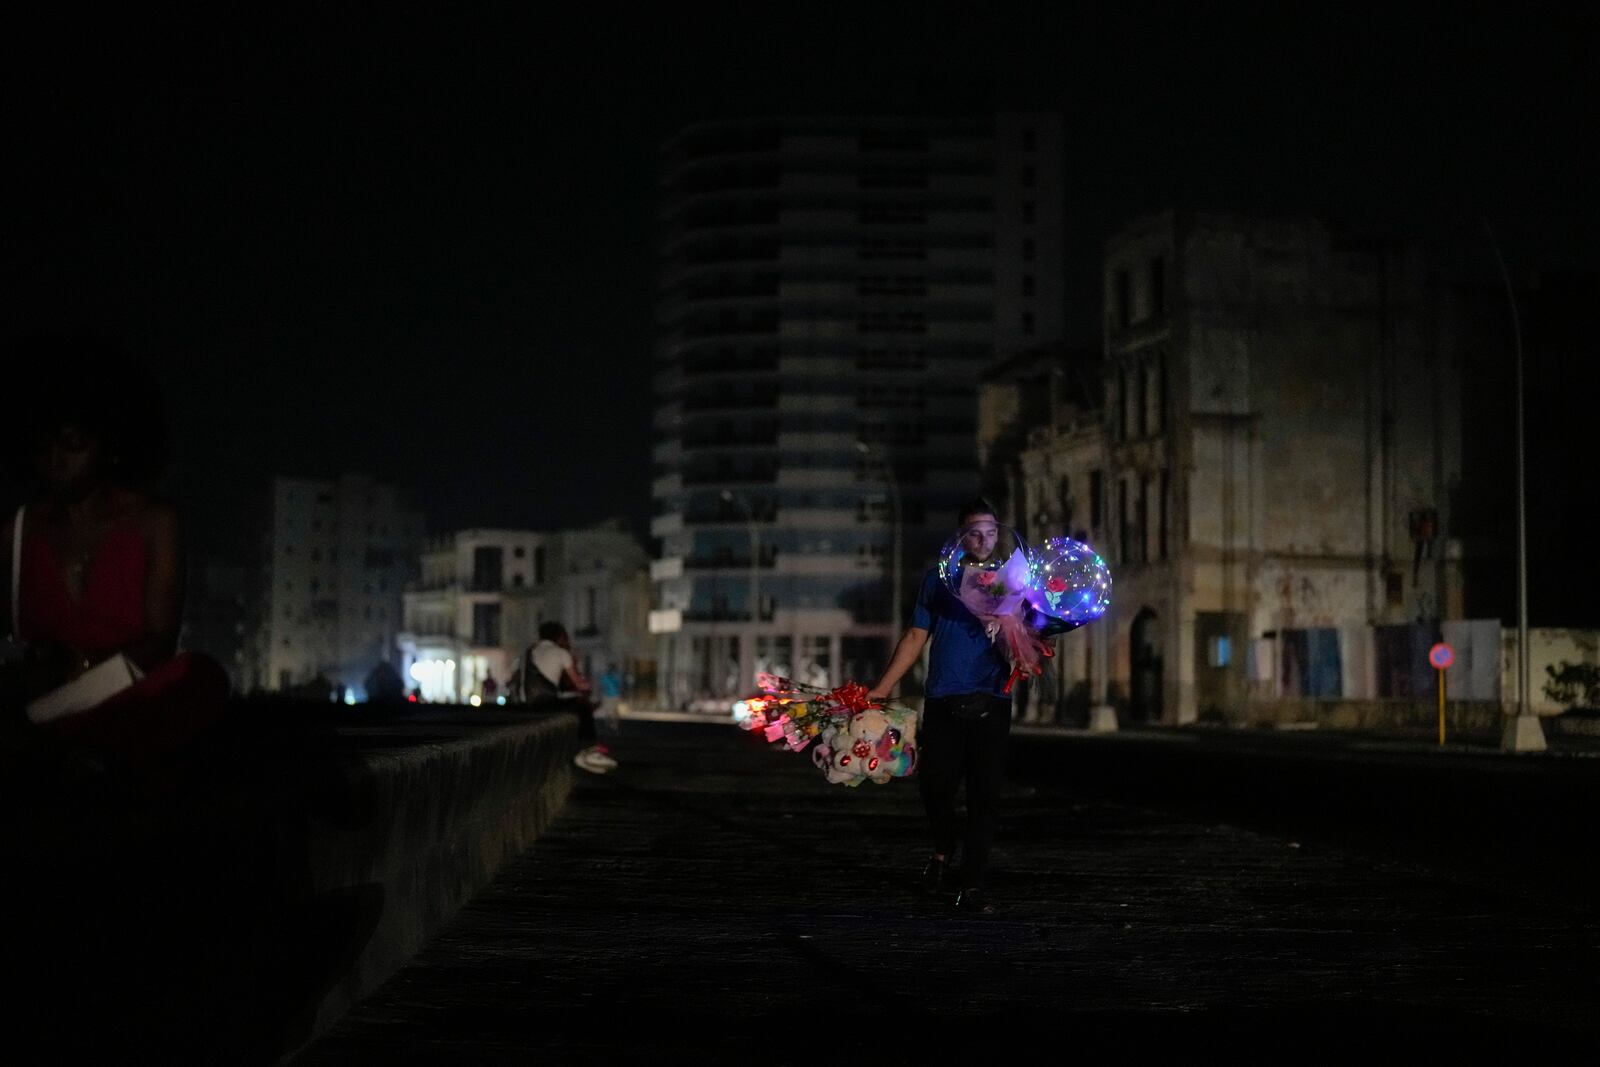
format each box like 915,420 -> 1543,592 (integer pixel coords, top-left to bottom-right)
18,516 -> 148,658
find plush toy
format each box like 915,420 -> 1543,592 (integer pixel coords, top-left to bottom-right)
740,676 -> 920,787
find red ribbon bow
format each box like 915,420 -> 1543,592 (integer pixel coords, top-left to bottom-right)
829,682 -> 877,713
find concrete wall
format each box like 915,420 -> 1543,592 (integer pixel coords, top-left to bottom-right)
8,708 -> 577,1064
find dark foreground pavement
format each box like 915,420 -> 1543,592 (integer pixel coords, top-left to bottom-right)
299,722 -> 1600,1064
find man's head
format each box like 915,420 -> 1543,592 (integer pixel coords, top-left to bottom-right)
956,496 -> 999,562
538,621 -> 570,648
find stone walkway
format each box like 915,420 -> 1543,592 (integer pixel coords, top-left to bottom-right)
299,722 -> 1600,1063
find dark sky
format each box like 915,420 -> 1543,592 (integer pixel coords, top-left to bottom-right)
7,2 -> 1595,556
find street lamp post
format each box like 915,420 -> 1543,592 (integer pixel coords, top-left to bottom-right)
1487,221 -> 1546,752
720,490 -> 760,685
856,441 -> 903,640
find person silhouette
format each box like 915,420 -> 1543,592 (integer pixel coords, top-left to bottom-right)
2,338 -> 228,772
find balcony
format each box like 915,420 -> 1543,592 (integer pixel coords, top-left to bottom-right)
683,546 -> 779,570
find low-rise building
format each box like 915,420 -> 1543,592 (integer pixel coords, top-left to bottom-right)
398,522 -> 649,704
1016,211 -> 1463,725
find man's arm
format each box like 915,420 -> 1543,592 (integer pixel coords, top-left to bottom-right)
867,626 -> 929,700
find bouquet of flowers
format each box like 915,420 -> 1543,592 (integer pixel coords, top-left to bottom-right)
938,526 -> 1113,693
735,674 -> 918,787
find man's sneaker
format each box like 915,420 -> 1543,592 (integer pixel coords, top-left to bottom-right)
955,888 -> 996,915
921,855 -> 953,895
574,746 -> 618,773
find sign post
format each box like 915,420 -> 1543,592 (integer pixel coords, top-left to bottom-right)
1429,642 -> 1455,746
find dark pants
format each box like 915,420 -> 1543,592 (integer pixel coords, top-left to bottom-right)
530,694 -> 598,744
918,693 -> 1012,889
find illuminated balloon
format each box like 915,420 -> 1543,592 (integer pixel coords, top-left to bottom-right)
1024,536 -> 1112,624
937,521 -> 1031,597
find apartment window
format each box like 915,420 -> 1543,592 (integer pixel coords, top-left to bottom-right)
1137,362 -> 1149,437
1022,311 -> 1035,335
513,546 -> 526,558
1021,274 -> 1035,297
1022,127 -> 1036,152
1090,470 -> 1103,531
1137,476 -> 1150,563
1159,469 -> 1170,560
471,603 -> 502,647
1154,351 -> 1168,434
534,546 -> 546,585
1122,366 -> 1138,441
1118,480 -> 1130,563
1021,164 -> 1035,186
1022,239 -> 1035,261
1150,256 -> 1167,315
1021,200 -> 1035,224
472,546 -> 504,592
1115,270 -> 1132,328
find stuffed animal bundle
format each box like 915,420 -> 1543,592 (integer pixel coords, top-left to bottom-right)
735,675 -> 918,787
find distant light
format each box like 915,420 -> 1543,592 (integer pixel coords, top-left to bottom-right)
731,700 -> 751,723
407,693 -> 418,702
344,692 -> 357,706
496,696 -> 507,705
469,694 -> 482,707
445,659 -> 456,671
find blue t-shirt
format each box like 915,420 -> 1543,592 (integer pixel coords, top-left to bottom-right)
910,568 -> 1012,699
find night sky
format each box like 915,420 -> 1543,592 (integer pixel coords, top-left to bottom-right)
7,3 -> 1595,563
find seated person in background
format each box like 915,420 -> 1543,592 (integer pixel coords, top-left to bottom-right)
522,622 -> 617,774
2,340 -> 227,768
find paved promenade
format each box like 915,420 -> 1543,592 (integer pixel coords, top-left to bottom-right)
299,721 -> 1600,1063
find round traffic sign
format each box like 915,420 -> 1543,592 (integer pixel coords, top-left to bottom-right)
1428,642 -> 1455,670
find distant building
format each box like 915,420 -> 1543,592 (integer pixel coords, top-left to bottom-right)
651,113 -> 1072,705
1016,211 -> 1462,725
240,474 -> 423,699
182,556 -> 249,688
398,522 -> 648,703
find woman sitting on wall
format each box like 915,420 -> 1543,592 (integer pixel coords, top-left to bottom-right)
2,338 -> 227,770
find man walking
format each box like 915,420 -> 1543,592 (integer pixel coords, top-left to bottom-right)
868,498 -> 1012,915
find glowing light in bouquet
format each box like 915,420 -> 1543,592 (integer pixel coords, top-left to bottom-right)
1025,537 -> 1112,625
734,673 -> 918,787
937,522 -> 1114,692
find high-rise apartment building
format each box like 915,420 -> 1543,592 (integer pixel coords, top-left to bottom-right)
241,473 -> 423,698
650,114 -> 1065,706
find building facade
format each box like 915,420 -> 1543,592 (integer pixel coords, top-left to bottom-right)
651,114 -> 1067,707
1016,211 -> 1462,724
398,522 -> 649,703
242,474 -> 423,699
